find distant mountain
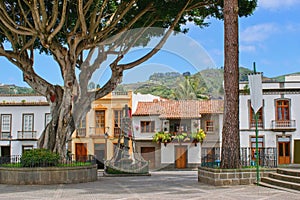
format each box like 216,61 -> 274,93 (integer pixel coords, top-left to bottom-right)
117,67 -> 297,100
117,68 -> 227,99
1,68 -> 299,96
0,84 -> 35,94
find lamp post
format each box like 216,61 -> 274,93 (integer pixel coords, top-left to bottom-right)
8,135 -> 12,156
104,127 -> 109,161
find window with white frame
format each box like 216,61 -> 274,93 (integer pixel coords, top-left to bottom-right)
45,113 -> 52,127
140,121 -> 155,133
23,114 -> 34,132
1,114 -> 11,138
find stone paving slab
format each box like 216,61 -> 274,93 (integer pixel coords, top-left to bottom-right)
0,171 -> 299,200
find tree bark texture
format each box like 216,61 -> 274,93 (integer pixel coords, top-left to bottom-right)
221,0 -> 241,169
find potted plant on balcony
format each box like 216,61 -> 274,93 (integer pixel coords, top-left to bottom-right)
152,131 -> 172,146
173,132 -> 190,145
191,129 -> 206,146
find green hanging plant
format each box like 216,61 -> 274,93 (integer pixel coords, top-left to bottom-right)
152,131 -> 172,146
173,132 -> 190,144
191,129 -> 206,146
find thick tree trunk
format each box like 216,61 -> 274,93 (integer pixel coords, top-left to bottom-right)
38,86 -> 75,158
221,0 -> 241,169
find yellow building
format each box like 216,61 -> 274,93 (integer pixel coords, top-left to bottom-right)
71,91 -> 132,168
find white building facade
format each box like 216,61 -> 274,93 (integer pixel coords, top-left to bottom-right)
239,75 -> 300,165
132,100 -> 223,169
0,94 -> 50,156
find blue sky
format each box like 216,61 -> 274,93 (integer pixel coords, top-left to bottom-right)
1,0 -> 300,87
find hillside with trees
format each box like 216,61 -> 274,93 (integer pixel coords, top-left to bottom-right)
1,67 -> 293,98
0,84 -> 35,95
117,67 -> 255,99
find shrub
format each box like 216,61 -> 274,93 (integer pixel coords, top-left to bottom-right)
20,149 -> 60,167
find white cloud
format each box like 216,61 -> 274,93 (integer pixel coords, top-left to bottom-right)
240,23 -> 278,43
258,0 -> 300,10
240,45 -> 256,52
286,23 -> 300,32
211,49 -> 223,56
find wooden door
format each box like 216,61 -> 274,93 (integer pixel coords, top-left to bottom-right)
95,110 -> 105,134
294,140 -> 300,164
141,147 -> 155,169
175,146 -> 187,169
75,143 -> 87,162
250,137 -> 264,165
278,142 -> 290,164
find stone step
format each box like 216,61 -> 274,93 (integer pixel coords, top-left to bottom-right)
269,172 -> 300,184
277,168 -> 300,177
258,181 -> 300,194
261,176 -> 300,191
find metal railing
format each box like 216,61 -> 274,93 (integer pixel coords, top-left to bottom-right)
201,147 -> 277,168
0,154 -> 96,168
112,91 -> 128,96
0,132 -> 10,140
76,128 -> 86,137
17,131 -> 37,140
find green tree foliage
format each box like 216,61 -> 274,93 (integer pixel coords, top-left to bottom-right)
130,67 -> 253,100
0,0 -> 257,156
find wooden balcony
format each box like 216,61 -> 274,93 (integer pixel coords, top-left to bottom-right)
271,120 -> 296,131
17,131 -> 37,140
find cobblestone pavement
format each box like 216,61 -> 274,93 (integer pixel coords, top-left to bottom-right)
0,171 -> 299,200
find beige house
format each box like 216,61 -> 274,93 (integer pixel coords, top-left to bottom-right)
71,91 -> 132,168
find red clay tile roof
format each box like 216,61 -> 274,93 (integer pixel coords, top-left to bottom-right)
133,100 -> 223,119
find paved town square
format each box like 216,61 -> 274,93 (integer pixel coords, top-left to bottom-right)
0,171 -> 299,200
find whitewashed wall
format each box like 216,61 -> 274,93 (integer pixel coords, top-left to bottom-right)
161,144 -> 174,163
0,95 -> 46,103
188,144 -> 201,163
239,79 -> 300,163
132,116 -> 162,139
161,143 -> 201,164
0,95 -> 50,155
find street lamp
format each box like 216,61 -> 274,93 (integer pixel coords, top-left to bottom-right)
104,127 -> 109,161
8,135 -> 12,156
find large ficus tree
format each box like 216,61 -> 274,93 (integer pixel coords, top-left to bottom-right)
0,0 -> 256,158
